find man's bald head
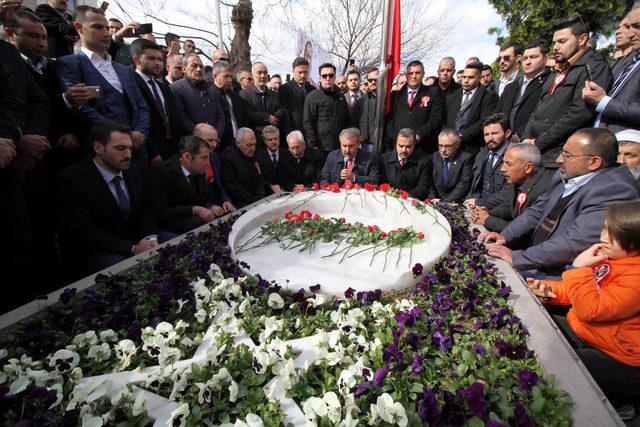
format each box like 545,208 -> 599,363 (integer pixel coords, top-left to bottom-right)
212,48 -> 229,62
193,123 -> 219,150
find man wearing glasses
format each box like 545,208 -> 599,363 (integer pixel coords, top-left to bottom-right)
352,68 -> 380,151
429,128 -> 474,202
522,15 -> 612,168
480,128 -> 639,278
302,62 -> 350,158
493,42 -> 523,97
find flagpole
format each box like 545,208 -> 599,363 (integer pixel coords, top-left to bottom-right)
374,0 -> 391,155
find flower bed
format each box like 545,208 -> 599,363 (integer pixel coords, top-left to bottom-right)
0,189 -> 573,426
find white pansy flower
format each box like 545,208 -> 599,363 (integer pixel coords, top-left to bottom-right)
263,381 -> 277,401
238,298 -> 251,315
99,330 -> 117,343
168,403 -> 190,427
110,387 -> 132,406
66,379 -> 113,411
69,367 -> 83,383
271,358 -> 297,390
175,299 -> 188,313
323,392 -> 342,423
228,380 -> 238,402
252,349 -> 270,374
208,263 -> 224,282
234,413 -> 264,427
303,396 -> 328,420
262,316 -> 283,340
49,383 -> 63,409
174,320 -> 189,333
81,414 -> 103,427
370,393 -> 407,427
19,354 -> 38,368
26,368 -> 48,386
9,374 -> 29,395
49,349 -> 80,373
267,293 -> 285,309
206,344 -> 226,365
158,346 -> 181,367
195,308 -> 207,323
196,382 -> 212,404
209,367 -> 232,390
132,391 -> 146,416
72,331 -> 98,349
155,322 -> 178,344
169,369 -> 191,400
338,369 -> 356,395
395,298 -> 415,312
0,349 -> 7,360
87,343 -> 111,363
307,293 -> 328,308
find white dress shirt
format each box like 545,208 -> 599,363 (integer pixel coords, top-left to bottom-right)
81,47 -> 123,93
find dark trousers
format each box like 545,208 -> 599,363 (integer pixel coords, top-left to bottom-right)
555,315 -> 640,407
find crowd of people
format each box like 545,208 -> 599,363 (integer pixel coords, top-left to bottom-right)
0,2 -> 639,416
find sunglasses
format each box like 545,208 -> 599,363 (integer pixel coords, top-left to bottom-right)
367,78 -> 377,82
497,55 -> 512,61
321,73 -> 335,79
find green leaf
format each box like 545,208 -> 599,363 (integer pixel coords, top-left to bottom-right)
468,416 -> 485,427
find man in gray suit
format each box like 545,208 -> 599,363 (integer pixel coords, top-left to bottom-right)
582,8 -> 639,133
479,128 -> 639,276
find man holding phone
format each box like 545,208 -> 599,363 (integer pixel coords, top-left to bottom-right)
35,0 -> 78,58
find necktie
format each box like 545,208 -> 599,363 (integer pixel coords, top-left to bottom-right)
399,158 -> 406,168
488,152 -> 496,169
205,164 -> 214,183
442,159 -> 450,186
408,90 -> 416,107
461,91 -> 472,109
149,80 -> 171,138
609,51 -> 640,95
518,79 -> 529,102
111,176 -> 130,217
351,93 -> 357,106
271,152 -> 278,168
345,159 -> 353,186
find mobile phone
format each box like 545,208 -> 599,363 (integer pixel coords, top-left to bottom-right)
585,63 -> 593,81
134,23 -> 153,36
100,1 -> 109,11
85,86 -> 101,98
169,40 -> 180,54
349,59 -> 355,66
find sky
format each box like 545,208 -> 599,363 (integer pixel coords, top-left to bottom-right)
109,0 -> 505,76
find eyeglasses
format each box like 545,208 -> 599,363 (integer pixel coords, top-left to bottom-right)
243,77 -> 253,81
438,143 -> 458,149
321,73 -> 335,79
497,55 -> 512,62
560,151 -> 597,159
367,78 -> 377,82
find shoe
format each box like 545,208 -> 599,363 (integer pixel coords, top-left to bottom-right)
615,404 -> 635,421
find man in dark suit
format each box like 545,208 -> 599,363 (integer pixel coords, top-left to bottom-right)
498,40 -> 551,139
221,127 -> 269,208
279,130 -> 324,191
481,128 -> 639,276
279,57 -> 316,136
435,57 -> 460,119
148,136 -> 223,234
57,121 -> 162,279
255,125 -> 286,193
57,6 -> 150,170
465,113 -> 511,209
239,62 -> 285,143
492,42 -> 523,97
582,9 -> 640,133
131,39 -> 181,164
387,60 -> 442,151
429,128 -> 474,202
471,143 -> 553,232
379,128 -> 432,200
523,15 -> 612,167
446,62 -> 498,154
319,127 -> 380,185
210,60 -> 251,151
35,0 -> 78,58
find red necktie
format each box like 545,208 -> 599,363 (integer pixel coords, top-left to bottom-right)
205,164 -> 214,183
399,158 -> 406,167
408,90 -> 416,107
345,159 -> 353,187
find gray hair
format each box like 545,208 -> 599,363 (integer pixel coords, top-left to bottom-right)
213,60 -> 232,74
236,69 -> 250,80
262,125 -> 280,139
339,127 -> 361,143
397,128 -> 415,140
236,127 -> 255,143
508,143 -> 542,168
439,56 -> 456,68
183,53 -> 201,65
438,128 -> 461,145
287,130 -> 305,145
166,54 -> 183,65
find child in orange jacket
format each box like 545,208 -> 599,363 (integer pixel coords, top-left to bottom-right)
528,200 -> 640,420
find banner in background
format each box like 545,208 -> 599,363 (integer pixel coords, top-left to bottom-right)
296,31 -> 332,86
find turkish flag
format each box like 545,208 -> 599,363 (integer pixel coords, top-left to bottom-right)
385,0 -> 401,113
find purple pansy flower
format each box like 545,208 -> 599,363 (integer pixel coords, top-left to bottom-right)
518,369 -> 541,392
412,263 -> 424,276
374,364 -> 390,387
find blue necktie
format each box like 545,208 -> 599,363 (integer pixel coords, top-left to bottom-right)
610,51 -> 639,95
111,176 -> 130,217
442,159 -> 450,185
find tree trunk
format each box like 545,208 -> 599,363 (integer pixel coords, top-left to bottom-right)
230,0 -> 253,72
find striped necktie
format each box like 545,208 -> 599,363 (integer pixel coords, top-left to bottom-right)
609,51 -> 639,95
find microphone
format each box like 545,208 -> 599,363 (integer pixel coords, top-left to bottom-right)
343,156 -> 349,169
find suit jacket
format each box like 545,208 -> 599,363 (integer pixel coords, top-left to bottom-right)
468,144 -> 509,208
445,85 -> 497,150
502,165 -> 639,272
133,72 -> 181,160
279,148 -> 324,191
147,156 -> 207,233
35,4 -> 76,59
239,85 -> 286,134
388,84 -> 442,150
429,150 -> 474,202
524,48 -> 612,166
221,146 -> 268,208
255,146 -> 288,186
497,69 -> 550,139
170,78 -> 225,137
56,158 -> 157,259
436,80 -> 461,123
492,71 -> 524,97
484,167 -> 554,232
211,84 -> 251,151
352,91 -> 378,145
319,149 -> 380,185
279,80 -> 316,135
378,150 -> 433,200
57,51 -> 150,135
597,52 -> 640,133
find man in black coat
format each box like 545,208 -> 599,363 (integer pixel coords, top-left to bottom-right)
465,113 -> 512,209
131,39 -> 181,164
523,15 -> 612,167
497,40 -> 551,140
429,128 -> 474,202
446,62 -> 498,154
471,143 -> 553,233
279,130 -> 324,191
255,125 -> 287,192
56,121 -> 161,278
239,62 -> 285,143
435,57 -> 461,118
279,57 -> 316,136
35,0 -> 78,58
221,127 -> 269,208
303,62 -> 350,156
387,60 -> 442,151
379,128 -> 432,200
148,136 -> 222,234
319,128 -> 380,185
352,68 -> 380,150
210,60 -> 251,151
